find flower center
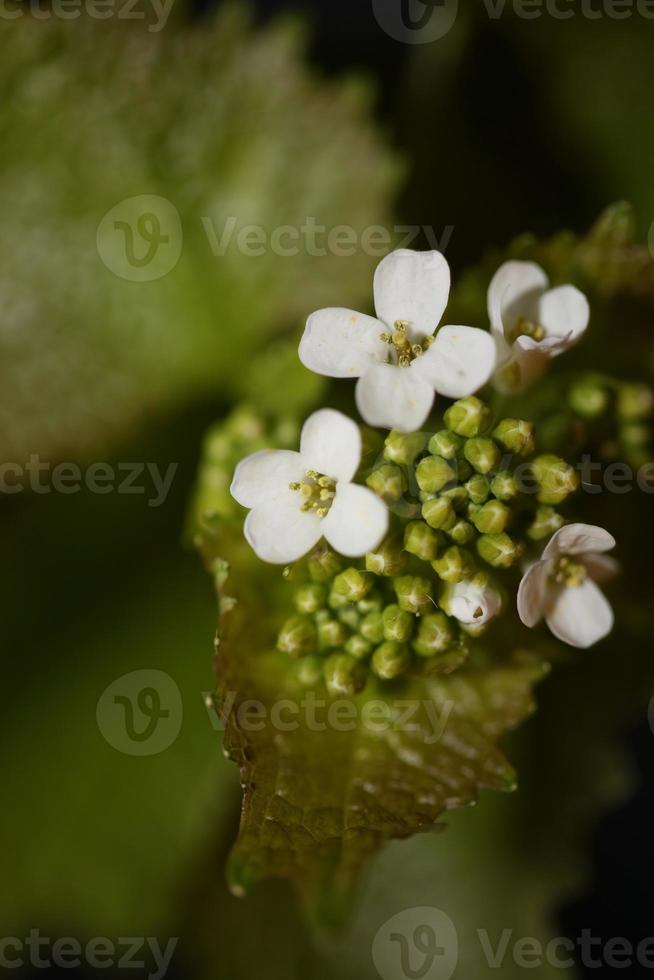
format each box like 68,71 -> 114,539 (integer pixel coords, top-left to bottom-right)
509,317 -> 546,345
379,320 -> 434,368
289,470 -> 336,518
552,556 -> 587,588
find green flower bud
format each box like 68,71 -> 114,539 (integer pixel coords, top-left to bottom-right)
328,588 -> 350,610
465,473 -> 490,504
296,656 -> 324,687
366,463 -> 408,504
621,422 -> 649,449
365,537 -> 408,577
317,616 -> 349,651
293,583 -> 326,615
493,418 -> 535,456
308,547 -> 343,583
428,430 -> 462,460
527,506 -> 565,541
444,397 -> 493,437
617,383 -> 654,421
371,641 -> 411,680
277,615 -> 317,658
404,520 -> 442,561
337,606 -> 362,631
384,430 -> 429,465
530,454 -> 579,505
422,496 -> 456,530
454,455 -> 474,482
464,437 -> 501,475
472,500 -> 510,534
432,546 -> 475,583
324,653 -> 367,696
568,379 -> 609,419
490,472 -> 518,501
467,501 -> 482,521
345,634 -> 373,661
413,612 -> 455,657
441,486 -> 469,511
447,519 -> 476,545
332,568 -> 373,603
420,647 -> 469,676
357,593 -> 383,615
360,611 -> 385,644
394,574 -> 433,615
476,532 -> 523,568
382,603 -> 414,642
416,455 -> 456,493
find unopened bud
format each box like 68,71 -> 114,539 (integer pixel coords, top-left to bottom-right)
490,471 -> 518,500
371,641 -> 411,680
422,496 -> 456,530
394,574 -> 433,615
416,455 -> 456,493
308,547 -> 343,583
296,656 -> 324,687
568,378 -> 609,419
345,634 -> 373,661
444,396 -> 493,437
357,593 -> 383,615
360,611 -> 385,644
447,519 -> 476,545
472,499 -> 510,534
530,454 -> 579,505
428,430 -> 462,460
317,616 -> 349,651
493,418 -> 535,456
384,430 -> 429,465
441,485 -> 469,511
476,532 -> 522,568
366,463 -> 408,504
277,615 -> 317,658
432,546 -> 475,583
404,520 -> 442,561
337,605 -> 361,631
382,603 -> 415,642
464,437 -> 501,475
294,583 -> 326,615
527,506 -> 565,541
413,611 -> 455,657
332,567 -> 373,603
465,473 -> 490,504
324,653 -> 367,696
621,422 -> 649,449
617,383 -> 654,421
365,537 -> 407,577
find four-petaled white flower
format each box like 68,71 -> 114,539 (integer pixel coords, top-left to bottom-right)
517,523 -> 617,649
230,408 -> 388,564
299,249 -> 496,433
447,577 -> 502,632
488,260 -> 590,393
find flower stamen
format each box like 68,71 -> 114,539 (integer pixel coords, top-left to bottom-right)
510,318 -> 546,344
552,555 -> 587,588
380,320 -> 435,367
290,469 -> 337,517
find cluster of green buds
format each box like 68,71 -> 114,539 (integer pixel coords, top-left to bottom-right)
276,396 -> 580,697
567,374 -> 653,467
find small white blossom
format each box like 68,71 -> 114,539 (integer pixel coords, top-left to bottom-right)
230,408 -> 388,564
488,260 -> 590,393
446,577 -> 502,633
517,523 -> 617,649
299,249 -> 496,433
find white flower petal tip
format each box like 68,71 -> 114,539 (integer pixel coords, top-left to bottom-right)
518,523 -> 616,649
230,409 -> 388,564
373,249 -> 451,340
488,260 -> 590,392
413,324 -> 496,399
298,308 -> 386,379
356,363 -> 435,433
448,579 -> 502,628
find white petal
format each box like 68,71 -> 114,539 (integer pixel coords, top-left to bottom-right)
299,408 -> 361,483
373,249 -> 450,342
517,560 -> 551,627
412,324 -> 496,398
449,580 -> 501,626
299,308 -> 387,378
581,553 -> 620,585
322,483 -> 388,557
487,261 -> 548,337
494,343 -> 552,394
356,363 -> 435,433
537,285 -> 589,351
244,496 -> 322,564
544,523 -> 616,560
545,579 -> 614,649
230,450 -> 303,509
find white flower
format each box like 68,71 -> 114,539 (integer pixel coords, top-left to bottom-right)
488,260 -> 590,393
447,577 -> 502,632
299,249 -> 496,433
230,408 -> 388,564
517,523 -> 617,649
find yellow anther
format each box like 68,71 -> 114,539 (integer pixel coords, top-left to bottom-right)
289,482 -> 301,491
398,353 -> 410,368
411,344 -> 423,357
305,469 -> 319,479
380,332 -> 392,344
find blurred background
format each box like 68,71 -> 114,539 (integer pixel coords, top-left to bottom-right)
3,1 -> 654,977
